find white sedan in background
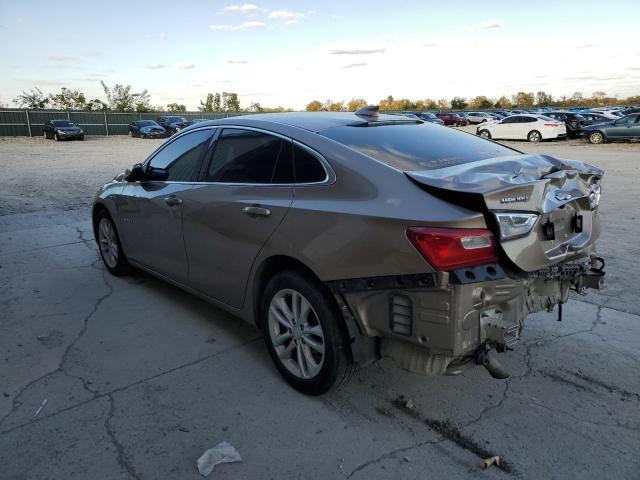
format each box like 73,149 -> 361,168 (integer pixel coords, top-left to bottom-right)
476,114 -> 566,142
465,112 -> 496,124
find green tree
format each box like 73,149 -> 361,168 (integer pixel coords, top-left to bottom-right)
436,98 -> 449,110
570,91 -> 584,106
199,94 -> 216,112
306,100 -> 323,111
166,103 -> 187,112
101,81 -> 151,112
85,99 -> 108,111
591,91 -> 606,105
49,88 -> 86,110
14,88 -> 49,109
511,91 -> 535,108
347,98 -> 368,111
425,99 -> 438,109
222,92 -> 240,111
450,96 -> 467,110
325,100 -> 345,112
248,102 -> 263,112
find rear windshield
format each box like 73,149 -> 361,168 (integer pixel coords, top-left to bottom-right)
321,123 -> 518,171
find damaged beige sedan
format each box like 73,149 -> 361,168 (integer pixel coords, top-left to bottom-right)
93,106 -> 606,394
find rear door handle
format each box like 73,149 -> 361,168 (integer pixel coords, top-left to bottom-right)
242,206 -> 271,217
164,196 -> 183,206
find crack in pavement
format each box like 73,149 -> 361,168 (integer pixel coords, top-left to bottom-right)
0,267 -> 113,429
105,394 -> 142,480
344,438 -> 445,479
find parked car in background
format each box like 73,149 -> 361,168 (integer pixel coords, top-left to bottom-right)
579,112 -> 617,127
43,119 -> 84,141
436,112 -> 468,126
157,115 -> 190,135
92,108 -> 605,394
181,118 -> 210,129
476,114 -> 566,142
413,112 -> 444,125
128,120 -> 167,138
581,114 -> 640,144
544,111 -> 585,138
465,112 -> 495,124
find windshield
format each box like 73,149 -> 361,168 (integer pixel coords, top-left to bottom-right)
321,123 -> 518,171
53,120 -> 74,127
422,113 -> 437,119
168,116 -> 187,122
138,121 -> 158,127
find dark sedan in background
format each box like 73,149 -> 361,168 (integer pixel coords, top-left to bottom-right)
43,119 -> 84,141
413,112 -> 444,124
157,115 -> 190,135
544,111 -> 585,138
128,120 -> 167,138
581,113 -> 640,144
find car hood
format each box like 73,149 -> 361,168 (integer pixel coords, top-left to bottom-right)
406,154 -> 603,271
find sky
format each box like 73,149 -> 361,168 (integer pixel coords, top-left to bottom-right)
1,0 -> 639,110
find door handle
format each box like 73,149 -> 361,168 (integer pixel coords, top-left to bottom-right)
164,196 -> 183,206
242,206 -> 271,217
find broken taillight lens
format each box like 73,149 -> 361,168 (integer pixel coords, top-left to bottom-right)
406,227 -> 498,270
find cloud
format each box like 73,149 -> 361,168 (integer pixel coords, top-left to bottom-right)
220,3 -> 259,14
421,43 -> 438,47
329,48 -> 386,55
227,59 -> 250,64
285,19 -> 299,25
480,19 -> 503,29
146,64 -> 167,69
176,63 -> 195,69
210,21 -> 266,30
46,55 -> 80,63
343,63 -> 367,68
576,44 -> 597,49
269,9 -> 304,20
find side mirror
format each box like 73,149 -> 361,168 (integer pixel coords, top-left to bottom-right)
147,166 -> 169,181
126,163 -> 146,182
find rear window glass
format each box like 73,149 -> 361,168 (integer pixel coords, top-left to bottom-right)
321,123 -> 518,171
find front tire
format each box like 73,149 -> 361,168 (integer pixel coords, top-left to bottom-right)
589,131 -> 605,144
262,270 -> 352,395
54,133 -> 60,141
96,211 -> 129,276
527,130 -> 542,143
479,129 -> 491,139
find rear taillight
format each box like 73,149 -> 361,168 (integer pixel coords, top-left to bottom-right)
544,123 -> 560,127
406,227 -> 498,270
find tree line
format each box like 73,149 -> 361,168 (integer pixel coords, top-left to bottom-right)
307,92 -> 640,112
12,84 -> 640,113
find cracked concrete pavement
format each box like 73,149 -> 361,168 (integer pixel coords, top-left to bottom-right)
0,136 -> 639,479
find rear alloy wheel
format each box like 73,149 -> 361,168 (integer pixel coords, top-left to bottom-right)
527,130 -> 542,143
96,211 -> 129,276
262,270 -> 352,395
479,129 -> 491,139
589,131 -> 605,144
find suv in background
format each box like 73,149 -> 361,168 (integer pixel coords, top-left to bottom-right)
436,112 -> 469,126
544,111 -> 585,138
156,115 -> 189,135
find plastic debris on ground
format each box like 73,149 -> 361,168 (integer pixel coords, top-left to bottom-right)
480,455 -> 501,470
197,441 -> 242,477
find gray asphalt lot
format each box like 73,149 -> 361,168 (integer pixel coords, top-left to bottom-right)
0,134 -> 639,479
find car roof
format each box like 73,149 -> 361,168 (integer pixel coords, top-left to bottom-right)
188,112 -> 420,133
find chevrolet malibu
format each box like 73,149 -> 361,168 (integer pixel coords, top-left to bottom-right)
92,107 -> 605,394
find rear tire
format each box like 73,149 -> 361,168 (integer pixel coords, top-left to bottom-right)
54,133 -> 60,141
589,131 -> 605,144
96,210 -> 130,276
262,270 -> 352,395
527,130 -> 542,143
479,129 -> 491,139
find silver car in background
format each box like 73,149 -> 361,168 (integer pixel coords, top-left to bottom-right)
93,107 -> 606,394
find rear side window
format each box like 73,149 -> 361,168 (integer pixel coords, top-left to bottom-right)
321,123 -> 517,171
148,129 -> 213,181
207,129 -> 291,183
294,144 -> 326,183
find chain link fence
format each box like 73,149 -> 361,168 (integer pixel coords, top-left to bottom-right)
0,109 -> 253,137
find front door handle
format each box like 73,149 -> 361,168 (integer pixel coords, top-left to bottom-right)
242,206 -> 271,217
164,196 -> 183,206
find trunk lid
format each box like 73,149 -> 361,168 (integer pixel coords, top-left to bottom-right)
406,154 -> 603,271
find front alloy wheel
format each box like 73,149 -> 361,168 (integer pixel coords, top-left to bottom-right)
96,211 -> 129,276
479,130 -> 491,139
589,131 -> 604,144
528,130 -> 542,143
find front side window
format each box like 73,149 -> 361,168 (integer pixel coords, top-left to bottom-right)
148,129 -> 213,181
207,129 -> 291,183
